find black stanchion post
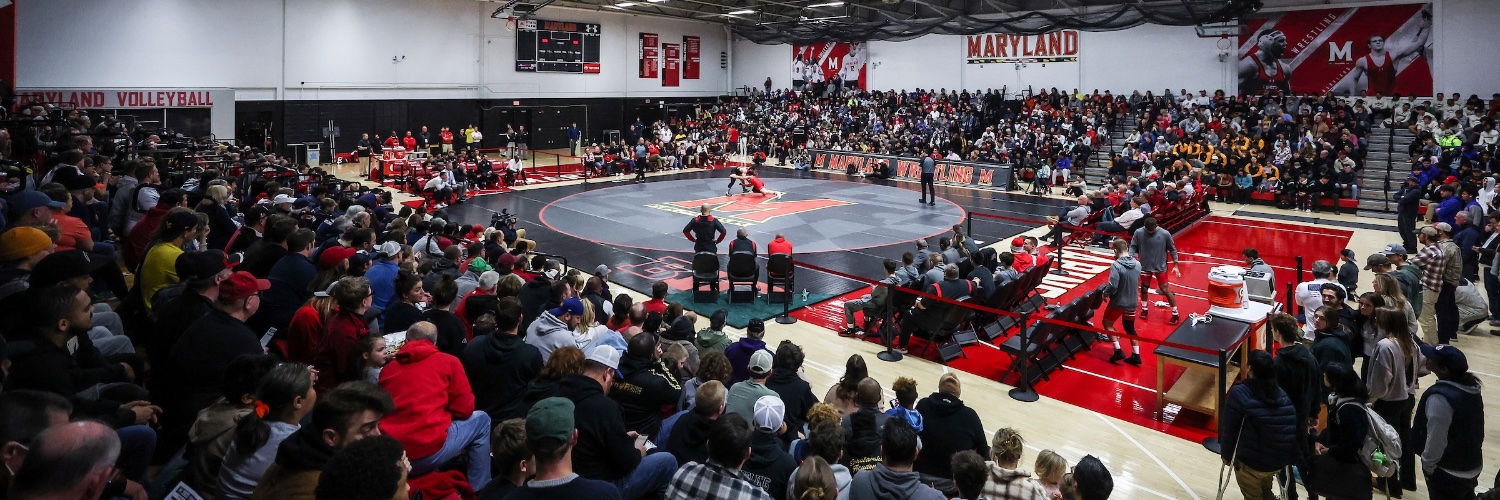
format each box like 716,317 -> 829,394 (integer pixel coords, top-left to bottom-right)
1008,311 -> 1039,402
776,258 -> 797,325
966,212 -> 973,241
1295,255 -> 1305,285
877,287 -> 903,362
1286,281 -> 1298,318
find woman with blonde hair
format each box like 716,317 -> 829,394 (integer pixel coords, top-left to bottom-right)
792,456 -> 839,500
823,354 -> 867,415
197,184 -> 237,251
1371,273 -> 1417,332
982,428 -> 1048,500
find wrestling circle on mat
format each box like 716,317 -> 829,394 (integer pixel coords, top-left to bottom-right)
539,178 -> 966,253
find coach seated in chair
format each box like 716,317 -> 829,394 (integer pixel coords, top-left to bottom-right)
897,264 -> 972,354
728,228 -> 758,282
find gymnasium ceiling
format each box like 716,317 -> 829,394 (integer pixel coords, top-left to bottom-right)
528,0 -> 1350,44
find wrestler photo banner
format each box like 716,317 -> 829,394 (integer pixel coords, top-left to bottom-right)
809,149 -> 1011,190
792,42 -> 867,90
1237,3 -> 1432,97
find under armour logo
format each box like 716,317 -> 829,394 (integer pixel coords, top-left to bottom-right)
586,24 -> 599,33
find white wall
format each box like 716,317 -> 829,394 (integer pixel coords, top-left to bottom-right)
17,0 -> 733,100
730,40 -> 791,92
727,0 -> 1500,97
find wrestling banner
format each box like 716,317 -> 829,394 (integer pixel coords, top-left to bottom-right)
791,42 -> 867,91
810,150 -> 1011,190
1238,3 -> 1432,96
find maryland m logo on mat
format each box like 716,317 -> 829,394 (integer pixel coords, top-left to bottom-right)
647,192 -> 854,226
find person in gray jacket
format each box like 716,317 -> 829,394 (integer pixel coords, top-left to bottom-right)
524,298 -> 585,362
1101,239 -> 1143,365
847,419 -> 945,500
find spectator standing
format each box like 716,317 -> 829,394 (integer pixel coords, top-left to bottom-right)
378,321 -> 493,491
1414,344 -> 1485,499
1219,350 -> 1300,500
1308,362 -> 1373,500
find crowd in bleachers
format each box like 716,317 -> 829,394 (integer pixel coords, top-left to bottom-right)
0,83 -> 1496,500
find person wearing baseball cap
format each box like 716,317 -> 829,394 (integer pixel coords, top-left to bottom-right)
1009,237 -> 1036,273
5,191 -> 64,227
1337,249 -> 1359,296
152,270 -> 271,458
1412,221 -> 1462,345
726,349 -> 777,422
366,240 -> 404,310
502,397 -> 620,498
725,318 -> 770,384
1413,343 -> 1484,497
525,297 -> 585,362
559,343 -> 679,498
741,394 -> 796,500
594,264 -> 613,299
151,250 -> 239,372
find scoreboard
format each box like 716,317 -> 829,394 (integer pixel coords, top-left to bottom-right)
515,19 -> 601,73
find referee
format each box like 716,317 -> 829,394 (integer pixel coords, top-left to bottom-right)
919,148 -> 937,206
683,205 -> 728,253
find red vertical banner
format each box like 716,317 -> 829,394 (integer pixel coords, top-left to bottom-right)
639,33 -> 659,79
0,2 -> 15,88
662,43 -> 680,87
683,36 -> 700,79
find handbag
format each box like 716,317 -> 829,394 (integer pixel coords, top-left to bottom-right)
1305,454 -> 1373,500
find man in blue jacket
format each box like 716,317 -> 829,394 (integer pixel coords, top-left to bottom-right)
1434,185 -> 1462,227
568,123 -> 582,156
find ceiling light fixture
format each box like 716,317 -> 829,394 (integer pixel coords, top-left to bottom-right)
727,9 -> 755,14
807,1 -> 844,7
611,1 -> 635,6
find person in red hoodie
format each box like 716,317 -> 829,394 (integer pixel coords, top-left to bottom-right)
378,321 -> 493,491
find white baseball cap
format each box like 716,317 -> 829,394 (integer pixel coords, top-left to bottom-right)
587,345 -> 620,371
752,395 -> 785,433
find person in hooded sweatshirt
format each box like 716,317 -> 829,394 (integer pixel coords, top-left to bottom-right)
611,331 -> 684,437
660,313 -> 700,372
1100,238 -> 1144,365
664,381 -> 726,466
725,318 -> 772,384
695,309 -> 733,355
526,298 -> 585,362
788,419 -> 854,500
913,374 -> 989,494
847,418 -> 945,500
764,341 -> 819,442
742,395 -> 798,500
251,381 -> 395,500
377,322 -> 493,491
556,345 -> 679,500
841,378 -> 889,441
460,297 -> 542,417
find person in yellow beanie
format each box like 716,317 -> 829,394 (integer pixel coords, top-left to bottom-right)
0,225 -> 60,341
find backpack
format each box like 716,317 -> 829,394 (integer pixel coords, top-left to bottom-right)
1334,398 -> 1403,478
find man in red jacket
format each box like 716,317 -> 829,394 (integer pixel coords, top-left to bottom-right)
378,321 -> 493,490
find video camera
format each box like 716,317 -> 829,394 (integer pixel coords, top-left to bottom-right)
491,209 -> 519,229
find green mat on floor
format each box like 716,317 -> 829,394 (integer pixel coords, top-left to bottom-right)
664,291 -> 834,329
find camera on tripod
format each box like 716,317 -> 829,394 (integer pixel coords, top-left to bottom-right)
491,209 -> 518,229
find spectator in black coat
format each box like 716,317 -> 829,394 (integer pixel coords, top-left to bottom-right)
610,332 -> 683,437
459,297 -> 542,417
1312,362 -> 1372,499
1220,350 -> 1301,500
553,345 -> 678,500
763,341 -> 818,441
517,260 -> 559,330
912,374 -> 989,493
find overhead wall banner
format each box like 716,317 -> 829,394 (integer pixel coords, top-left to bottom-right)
683,35 -> 701,79
1238,3 -> 1432,96
639,33 -> 659,79
964,31 -> 1080,64
662,43 -> 681,87
792,42 -> 867,90
810,149 -> 1010,190
14,89 -> 220,108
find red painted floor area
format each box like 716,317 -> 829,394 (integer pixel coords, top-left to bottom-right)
794,215 -> 1354,443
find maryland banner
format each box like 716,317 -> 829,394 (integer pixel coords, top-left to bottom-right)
1238,3 -> 1432,96
792,42 -> 867,91
810,149 -> 1011,190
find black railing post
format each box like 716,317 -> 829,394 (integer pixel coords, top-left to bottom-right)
1007,311 -> 1039,402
